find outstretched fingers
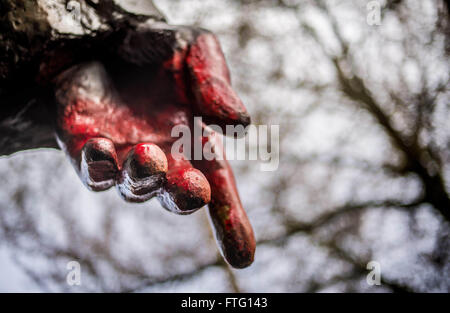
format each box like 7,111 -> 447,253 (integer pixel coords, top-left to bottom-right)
185,30 -> 251,133
192,132 -> 255,268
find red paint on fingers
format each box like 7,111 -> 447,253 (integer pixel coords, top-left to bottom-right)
186,33 -> 251,129
117,143 -> 168,202
193,134 -> 255,268
160,153 -> 211,214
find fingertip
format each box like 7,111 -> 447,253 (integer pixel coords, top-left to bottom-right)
224,246 -> 255,269
223,233 -> 256,269
160,167 -> 211,214
208,204 -> 256,269
81,138 -> 119,191
239,112 -> 251,128
117,143 -> 168,202
192,77 -> 250,131
126,143 -> 168,178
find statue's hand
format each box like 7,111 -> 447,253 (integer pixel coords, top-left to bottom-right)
54,26 -> 255,268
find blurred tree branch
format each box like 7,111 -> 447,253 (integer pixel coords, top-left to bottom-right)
125,199 -> 421,293
0,0 -> 448,293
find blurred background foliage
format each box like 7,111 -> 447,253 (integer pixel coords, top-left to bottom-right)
0,0 -> 449,292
